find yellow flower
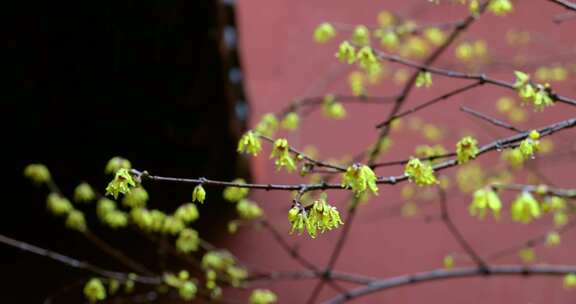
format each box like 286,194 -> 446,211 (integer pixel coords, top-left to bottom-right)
176,228 -> 199,253
469,188 -> 502,219
533,85 -> 554,110
336,41 -> 356,64
289,209 -> 309,235
105,168 -> 136,199
174,203 -> 199,223
377,11 -> 395,27
356,46 -> 379,72
404,158 -> 438,186
456,164 -> 484,193
74,182 -> 95,203
488,0 -> 513,16
443,255 -> 455,269
456,136 -> 479,164
564,273 -> 576,289
84,278 -> 106,303
518,248 -> 535,263
270,138 -> 297,172
236,199 -> 263,220
322,95 -> 346,119
24,164 -> 51,185
307,195 -> 344,237
122,187 -> 148,208
511,192 -> 541,223
378,31 -> 399,50
237,131 -> 262,156
254,113 -> 278,137
342,164 -> 379,196
501,148 -> 524,169
249,289 -> 278,304
424,27 -> 445,46
352,25 -> 370,45
517,130 -> 540,160
223,179 -> 249,202
313,22 -> 336,43
281,112 -> 299,131
545,232 -> 561,247
46,193 -> 73,216
66,210 -> 87,233
415,71 -> 433,88
348,71 -> 365,96
104,156 -> 131,174
496,97 -> 515,113
192,184 -> 206,203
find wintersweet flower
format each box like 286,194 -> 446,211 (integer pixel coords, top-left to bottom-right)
24,164 -> 51,184
313,22 -> 336,43
488,0 -> 513,16
322,95 -> 346,119
404,158 -> 438,186
511,191 -> 541,223
237,131 -> 262,156
84,278 -> 106,303
270,138 -> 297,172
517,130 -> 540,159
351,25 -> 370,45
415,71 -> 433,88
192,184 -> 206,203
223,179 -> 249,202
281,112 -> 299,131
105,168 -> 136,199
456,136 -> 479,164
342,164 -> 379,196
176,228 -> 199,253
249,289 -> 278,304
336,41 -> 356,64
236,199 -> 263,220
469,187 -> 502,219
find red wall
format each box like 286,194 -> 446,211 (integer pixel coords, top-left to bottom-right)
233,1 -> 576,302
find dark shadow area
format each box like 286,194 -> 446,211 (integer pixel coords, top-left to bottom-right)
2,0 -> 246,302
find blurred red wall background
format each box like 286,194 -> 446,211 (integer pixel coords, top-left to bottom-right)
231,0 -> 576,302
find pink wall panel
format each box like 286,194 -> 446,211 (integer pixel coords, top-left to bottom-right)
233,1 -> 576,302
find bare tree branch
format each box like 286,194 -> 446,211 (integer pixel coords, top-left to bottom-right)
0,233 -> 161,284
324,264 -> 576,303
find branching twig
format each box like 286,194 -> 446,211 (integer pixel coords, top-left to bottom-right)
134,117 -> 576,195
373,57 -> 576,130
324,264 -> 576,303
0,233 -> 161,284
486,221 -> 576,261
84,231 -> 154,276
438,188 -> 487,269
378,81 -> 484,128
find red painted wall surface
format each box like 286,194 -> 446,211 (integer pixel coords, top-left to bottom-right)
232,1 -> 576,302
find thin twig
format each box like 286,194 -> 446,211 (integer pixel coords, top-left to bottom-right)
438,188 -> 487,269
460,106 -> 524,133
260,220 -> 348,294
378,81 -> 484,128
548,0 -> 576,11
491,183 -> 576,198
486,221 -> 576,261
84,231 -> 154,276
